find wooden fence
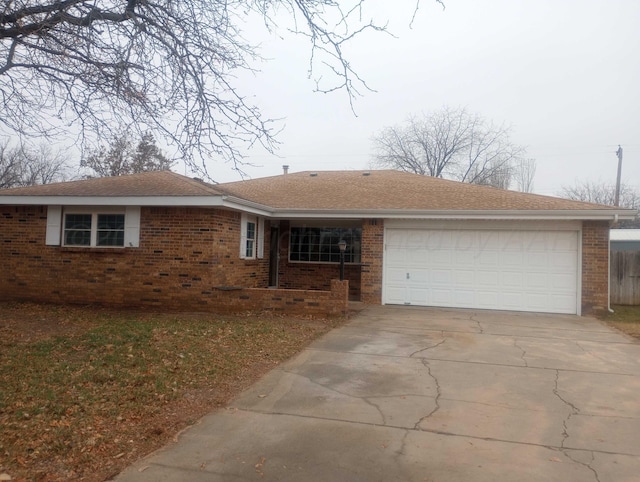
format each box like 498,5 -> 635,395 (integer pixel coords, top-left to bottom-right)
611,250 -> 640,305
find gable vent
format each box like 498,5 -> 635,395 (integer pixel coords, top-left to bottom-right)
363,172 -> 371,176
310,172 -> 318,177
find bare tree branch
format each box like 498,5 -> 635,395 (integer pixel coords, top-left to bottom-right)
0,140 -> 70,187
560,181 -> 640,209
81,131 -> 174,177
372,106 -> 526,189
1,0 -> 438,177
515,158 -> 536,193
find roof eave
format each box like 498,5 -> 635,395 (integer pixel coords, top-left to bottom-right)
0,194 -> 275,217
269,208 -> 637,221
1,195 -> 635,221
0,195 -> 227,207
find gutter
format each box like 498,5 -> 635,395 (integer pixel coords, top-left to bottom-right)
266,208 -> 638,221
1,197 -> 635,222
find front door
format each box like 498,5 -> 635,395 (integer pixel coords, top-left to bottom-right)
269,226 -> 279,287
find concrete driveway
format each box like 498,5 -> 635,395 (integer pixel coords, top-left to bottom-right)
115,306 -> 640,482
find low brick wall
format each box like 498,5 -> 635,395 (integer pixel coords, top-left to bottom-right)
206,279 -> 349,317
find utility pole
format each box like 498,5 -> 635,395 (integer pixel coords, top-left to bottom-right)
615,145 -> 623,207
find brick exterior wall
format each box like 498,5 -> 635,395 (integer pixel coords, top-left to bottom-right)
581,220 -> 610,314
360,219 -> 384,304
275,221 -> 362,300
0,205 -> 612,315
1,206 -> 270,308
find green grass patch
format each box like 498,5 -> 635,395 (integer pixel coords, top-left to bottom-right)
0,304 -> 342,481
601,305 -> 640,339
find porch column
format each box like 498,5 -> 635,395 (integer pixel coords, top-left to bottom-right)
360,219 -> 384,304
581,220 -> 610,314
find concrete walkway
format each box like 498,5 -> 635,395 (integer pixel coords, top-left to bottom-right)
114,306 -> 640,482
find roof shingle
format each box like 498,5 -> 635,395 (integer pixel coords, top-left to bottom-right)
0,169 -> 632,215
218,170 -> 621,212
0,171 -> 223,197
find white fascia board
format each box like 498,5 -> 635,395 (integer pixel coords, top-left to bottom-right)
2,196 -> 635,221
220,197 -> 273,217
0,195 -> 271,216
270,208 -> 637,221
0,195 -> 227,206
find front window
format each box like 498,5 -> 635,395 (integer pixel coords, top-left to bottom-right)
245,220 -> 256,258
64,212 -> 125,247
64,214 -> 92,246
289,227 -> 361,263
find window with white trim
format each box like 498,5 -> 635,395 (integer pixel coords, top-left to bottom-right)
46,206 -> 140,248
245,218 -> 256,258
63,212 -> 125,247
240,213 -> 264,259
289,226 -> 361,263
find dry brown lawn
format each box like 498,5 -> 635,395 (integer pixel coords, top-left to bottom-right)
0,303 -> 346,482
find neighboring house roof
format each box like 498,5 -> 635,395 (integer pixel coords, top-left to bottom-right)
610,229 -> 640,241
0,169 -> 636,221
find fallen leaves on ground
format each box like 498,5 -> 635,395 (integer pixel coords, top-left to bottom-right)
0,302 -> 345,481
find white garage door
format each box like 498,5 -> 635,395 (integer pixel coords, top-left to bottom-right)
384,229 -> 579,314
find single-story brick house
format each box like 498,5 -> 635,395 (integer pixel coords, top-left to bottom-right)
0,169 -> 635,315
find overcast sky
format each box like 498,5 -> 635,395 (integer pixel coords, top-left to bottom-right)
199,0 -> 639,197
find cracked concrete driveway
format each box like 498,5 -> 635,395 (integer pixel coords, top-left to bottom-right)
115,306 -> 640,482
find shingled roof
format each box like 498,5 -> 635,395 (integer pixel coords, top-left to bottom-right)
0,169 -> 635,219
0,170 -> 223,197
217,170 -> 622,212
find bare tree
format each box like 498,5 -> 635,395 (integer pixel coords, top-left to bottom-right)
0,0 -> 420,175
560,180 -> 640,228
82,131 -> 173,177
515,158 -> 536,193
560,181 -> 640,209
0,141 -> 69,188
372,107 -> 526,189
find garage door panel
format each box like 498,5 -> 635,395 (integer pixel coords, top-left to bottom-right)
501,252 -> 524,268
526,272 -> 548,289
386,246 -> 408,263
432,269 -> 453,285
385,287 -> 405,304
550,294 -> 576,312
525,252 -> 548,268
549,252 -> 577,268
549,233 -> 577,250
384,228 -> 578,314
478,251 -> 500,266
453,270 -> 476,286
407,287 -> 429,304
525,293 -> 548,310
386,266 -> 409,283
454,250 -> 477,266
475,292 -> 500,308
551,273 -> 576,289
477,270 -> 499,286
500,271 -> 524,287
410,269 -> 429,284
431,250 -> 453,265
452,290 -> 475,306
453,231 -> 475,250
499,292 -> 525,309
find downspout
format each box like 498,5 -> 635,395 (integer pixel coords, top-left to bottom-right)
608,217 -> 617,313
608,244 -> 614,313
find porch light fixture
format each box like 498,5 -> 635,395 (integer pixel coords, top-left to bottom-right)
338,240 -> 347,281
